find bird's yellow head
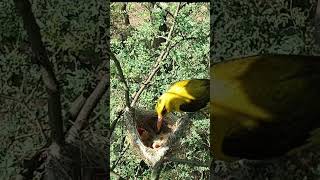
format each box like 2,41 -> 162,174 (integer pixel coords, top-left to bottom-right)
155,93 -> 173,131
155,92 -> 185,131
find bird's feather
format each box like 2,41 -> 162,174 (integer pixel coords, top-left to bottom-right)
211,54 -> 320,161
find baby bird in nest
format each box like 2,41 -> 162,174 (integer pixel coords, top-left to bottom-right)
137,116 -> 173,149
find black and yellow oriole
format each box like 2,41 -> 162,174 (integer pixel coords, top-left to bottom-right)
155,54 -> 320,161
155,79 -> 210,131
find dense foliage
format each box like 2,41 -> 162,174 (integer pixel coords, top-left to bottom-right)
0,0 -> 107,178
110,3 -> 210,179
211,0 -> 320,179
212,0 -> 318,63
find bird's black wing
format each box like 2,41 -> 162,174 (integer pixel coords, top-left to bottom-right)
222,114 -> 318,159
180,79 -> 209,112
180,96 -> 209,112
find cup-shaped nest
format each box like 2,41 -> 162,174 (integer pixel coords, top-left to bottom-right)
124,107 -> 191,167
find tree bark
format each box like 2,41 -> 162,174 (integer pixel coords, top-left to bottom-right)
13,0 -> 64,146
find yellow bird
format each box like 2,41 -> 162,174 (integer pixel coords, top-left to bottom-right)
155,79 -> 210,131
211,54 -> 320,161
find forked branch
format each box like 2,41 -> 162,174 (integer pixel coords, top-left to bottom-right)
14,0 -> 64,146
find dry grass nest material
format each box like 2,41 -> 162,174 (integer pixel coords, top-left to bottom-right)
124,107 -> 191,167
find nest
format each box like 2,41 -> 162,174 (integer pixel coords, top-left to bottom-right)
124,107 -> 191,167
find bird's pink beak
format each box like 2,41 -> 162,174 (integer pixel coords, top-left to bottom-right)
157,116 -> 163,132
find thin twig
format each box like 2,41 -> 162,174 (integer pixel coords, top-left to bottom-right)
109,50 -> 131,107
155,3 -> 174,18
168,157 -> 210,167
108,109 -> 124,139
130,3 -> 182,107
0,94 -> 20,102
14,133 -> 39,140
179,2 -> 188,10
111,144 -> 129,171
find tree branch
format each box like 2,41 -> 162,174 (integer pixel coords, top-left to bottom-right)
66,57 -> 109,121
155,3 -> 174,18
67,95 -> 87,120
108,109 -> 124,139
110,144 -> 129,171
109,49 -> 131,107
14,0 -> 64,145
130,2 -> 182,107
66,74 -> 109,144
